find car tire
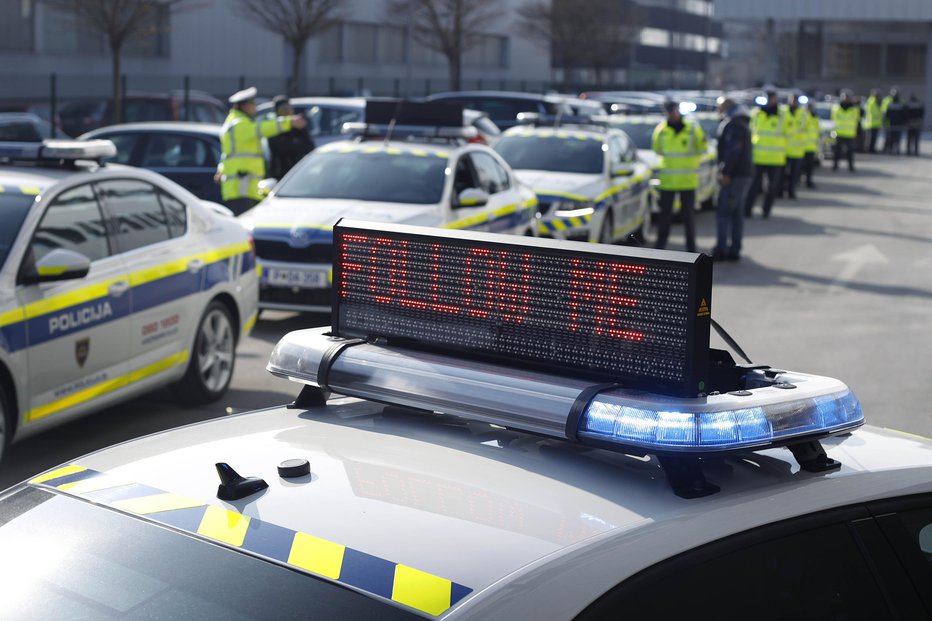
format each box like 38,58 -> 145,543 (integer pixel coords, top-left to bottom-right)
0,383 -> 10,464
174,301 -> 236,405
598,212 -> 614,245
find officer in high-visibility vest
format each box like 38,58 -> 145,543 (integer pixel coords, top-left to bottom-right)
651,100 -> 707,252
782,92 -> 808,199
802,100 -> 820,189
881,87 -> 897,153
832,90 -> 860,172
863,89 -> 883,153
745,86 -> 790,219
215,87 -> 307,215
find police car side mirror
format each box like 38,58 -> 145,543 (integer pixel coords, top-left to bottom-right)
257,178 -> 278,198
612,164 -> 636,177
454,188 -> 490,208
22,248 -> 91,285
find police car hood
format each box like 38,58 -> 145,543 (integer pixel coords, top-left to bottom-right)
512,170 -> 603,200
241,197 -> 443,233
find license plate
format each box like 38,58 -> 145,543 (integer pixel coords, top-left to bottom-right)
265,267 -> 330,289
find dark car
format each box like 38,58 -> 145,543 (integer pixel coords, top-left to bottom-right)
426,91 -> 575,130
80,122 -> 224,203
0,113 -> 52,142
60,92 -> 227,137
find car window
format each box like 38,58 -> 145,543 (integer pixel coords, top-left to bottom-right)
612,134 -> 636,163
474,99 -> 534,124
30,184 -> 110,264
141,134 -> 212,168
610,123 -> 656,150
193,102 -> 223,123
494,134 -> 605,174
896,507 -> 932,569
275,150 -> 447,205
577,521 -> 893,621
97,179 -> 172,252
452,155 -> 478,196
0,121 -> 43,142
123,99 -> 173,122
99,133 -> 140,165
158,190 -> 188,238
0,487 -> 420,621
470,152 -> 510,194
0,193 -> 37,269
305,106 -> 363,137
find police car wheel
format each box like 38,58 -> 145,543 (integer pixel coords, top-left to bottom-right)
599,213 -> 614,245
175,301 -> 235,405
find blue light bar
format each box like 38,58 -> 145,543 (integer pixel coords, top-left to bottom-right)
578,389 -> 863,451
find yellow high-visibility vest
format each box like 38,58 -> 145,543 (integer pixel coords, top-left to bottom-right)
785,105 -> 809,159
217,109 -> 293,202
805,113 -> 820,154
651,120 -> 707,191
864,96 -> 883,129
832,104 -> 859,139
750,107 -> 789,166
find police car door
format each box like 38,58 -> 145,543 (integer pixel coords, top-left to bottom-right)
606,135 -> 639,236
16,183 -> 131,425
96,179 -> 199,385
469,151 -> 526,234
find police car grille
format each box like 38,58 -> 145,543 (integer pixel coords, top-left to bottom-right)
255,240 -> 332,263
260,286 -> 333,308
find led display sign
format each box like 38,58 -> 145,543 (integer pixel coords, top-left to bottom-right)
332,220 -> 712,396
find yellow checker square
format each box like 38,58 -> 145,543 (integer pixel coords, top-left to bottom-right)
197,505 -> 251,547
288,532 -> 346,579
393,564 -> 453,616
29,464 -> 86,485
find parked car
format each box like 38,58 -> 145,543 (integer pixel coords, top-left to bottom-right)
59,91 -> 227,137
0,113 -> 52,142
426,91 -> 575,130
80,122 -> 224,203
0,139 -> 258,462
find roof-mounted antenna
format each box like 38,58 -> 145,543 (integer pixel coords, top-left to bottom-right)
384,99 -> 406,146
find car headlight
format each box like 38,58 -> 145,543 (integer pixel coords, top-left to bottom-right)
553,203 -> 595,218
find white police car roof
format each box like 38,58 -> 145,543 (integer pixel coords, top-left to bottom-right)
54,399 -> 931,620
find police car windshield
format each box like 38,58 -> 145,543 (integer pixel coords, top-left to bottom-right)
0,487 -> 419,621
814,106 -> 833,120
609,122 -> 656,150
0,193 -> 35,269
276,150 -> 447,204
692,116 -> 721,140
494,135 -> 604,174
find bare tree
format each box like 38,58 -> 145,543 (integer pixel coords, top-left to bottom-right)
387,0 -> 504,91
234,0 -> 341,96
516,0 -> 644,91
40,0 -> 192,124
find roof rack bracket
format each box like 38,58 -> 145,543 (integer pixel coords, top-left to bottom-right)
290,384 -> 329,409
787,440 -> 842,473
657,456 -> 720,499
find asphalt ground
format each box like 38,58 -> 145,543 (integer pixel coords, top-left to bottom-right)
2,143 -> 930,487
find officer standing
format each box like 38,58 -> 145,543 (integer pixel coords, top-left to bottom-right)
651,100 -> 707,252
782,93 -> 808,199
745,86 -> 789,219
906,94 -> 925,156
267,95 -> 314,179
881,87 -> 897,153
885,93 -> 907,155
712,97 -> 752,261
831,90 -> 859,172
802,100 -> 820,189
215,87 -> 307,215
863,89 -> 883,153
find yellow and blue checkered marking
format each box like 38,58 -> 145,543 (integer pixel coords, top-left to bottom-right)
31,465 -> 473,616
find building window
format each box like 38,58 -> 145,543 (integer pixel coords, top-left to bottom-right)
42,6 -> 168,57
828,43 -> 857,79
640,28 -> 671,47
858,44 -> 882,78
465,35 -> 508,68
319,22 -> 343,62
0,0 -> 34,52
378,25 -> 406,63
409,40 -> 445,65
886,44 -> 926,78
346,22 -> 377,63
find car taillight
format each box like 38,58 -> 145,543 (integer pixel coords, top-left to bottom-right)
468,135 -> 487,144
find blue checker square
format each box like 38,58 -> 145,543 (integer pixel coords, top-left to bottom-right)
241,520 -> 296,562
339,548 -> 397,599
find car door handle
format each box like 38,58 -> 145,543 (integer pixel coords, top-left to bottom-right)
187,259 -> 205,273
108,280 -> 130,297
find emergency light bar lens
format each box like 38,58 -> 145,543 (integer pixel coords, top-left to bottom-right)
578,389 -> 863,451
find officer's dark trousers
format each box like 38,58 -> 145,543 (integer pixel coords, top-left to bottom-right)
745,165 -> 782,218
802,152 -> 816,187
225,197 -> 258,216
868,128 -> 879,153
884,130 -> 902,154
784,157 -> 802,197
654,189 -> 696,252
833,138 -> 855,171
907,129 -> 921,156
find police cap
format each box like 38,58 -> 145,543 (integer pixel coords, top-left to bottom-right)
229,86 -> 258,105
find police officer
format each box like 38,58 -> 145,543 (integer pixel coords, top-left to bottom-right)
832,90 -> 859,171
712,97 -> 752,261
651,100 -> 707,252
863,89 -> 883,153
802,100 -> 820,189
215,87 -> 307,215
884,92 -> 906,155
267,95 -> 314,179
782,93 -> 808,199
745,86 -> 789,219
906,94 -> 925,156
881,87 -> 898,153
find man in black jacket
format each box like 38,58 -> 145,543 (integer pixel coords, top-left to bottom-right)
267,95 -> 314,180
712,97 -> 753,261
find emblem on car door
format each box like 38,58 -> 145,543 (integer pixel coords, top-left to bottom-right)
75,338 -> 90,367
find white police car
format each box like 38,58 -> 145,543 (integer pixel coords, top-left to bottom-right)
0,140 -> 258,462
240,102 -> 537,313
605,114 -> 718,210
4,222 -> 931,620
493,119 -> 651,243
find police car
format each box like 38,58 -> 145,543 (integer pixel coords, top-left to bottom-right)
605,114 -> 718,211
240,101 -> 537,313
493,117 -> 651,243
0,140 -> 258,462
5,222 -> 931,620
